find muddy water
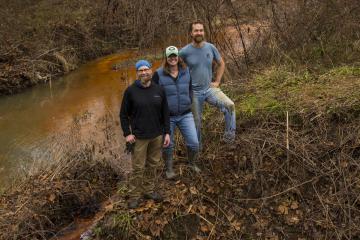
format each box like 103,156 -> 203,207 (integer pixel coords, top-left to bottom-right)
54,199 -> 112,240
0,50 -> 160,189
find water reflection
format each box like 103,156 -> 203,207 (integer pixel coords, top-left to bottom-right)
0,50 -> 160,188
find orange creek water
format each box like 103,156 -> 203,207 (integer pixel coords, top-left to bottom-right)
0,50 -> 161,189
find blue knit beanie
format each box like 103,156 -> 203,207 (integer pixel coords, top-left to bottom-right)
135,60 -> 151,70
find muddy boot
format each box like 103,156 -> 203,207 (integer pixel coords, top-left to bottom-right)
164,151 -> 176,179
188,148 -> 201,173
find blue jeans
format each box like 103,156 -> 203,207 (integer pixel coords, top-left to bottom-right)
193,87 -> 236,145
163,112 -> 199,154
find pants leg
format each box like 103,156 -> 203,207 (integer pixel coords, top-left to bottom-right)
192,91 -> 205,148
177,112 -> 199,152
162,117 -> 177,155
143,135 -> 163,194
163,118 -> 176,173
128,138 -> 148,200
206,87 -> 236,141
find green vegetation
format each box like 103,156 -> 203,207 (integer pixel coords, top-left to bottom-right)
235,64 -> 360,119
1,0 -> 360,239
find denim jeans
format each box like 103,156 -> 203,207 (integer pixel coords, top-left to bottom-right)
193,87 -> 236,145
163,112 -> 199,154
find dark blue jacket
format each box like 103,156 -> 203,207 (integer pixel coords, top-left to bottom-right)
153,67 -> 192,116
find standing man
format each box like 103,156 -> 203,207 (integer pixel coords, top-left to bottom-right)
120,59 -> 170,209
179,20 -> 236,145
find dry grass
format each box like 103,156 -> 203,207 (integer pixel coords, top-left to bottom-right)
71,60 -> 360,239
1,0 -> 360,239
86,102 -> 360,239
0,112 -> 125,240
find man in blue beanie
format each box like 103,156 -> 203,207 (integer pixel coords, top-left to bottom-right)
120,59 -> 171,209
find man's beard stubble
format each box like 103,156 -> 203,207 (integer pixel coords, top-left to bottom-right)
139,73 -> 151,83
193,35 -> 204,43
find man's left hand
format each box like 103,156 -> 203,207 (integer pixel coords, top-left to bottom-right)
210,82 -> 220,88
163,134 -> 170,147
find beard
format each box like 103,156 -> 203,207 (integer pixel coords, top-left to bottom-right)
139,73 -> 151,83
193,35 -> 204,43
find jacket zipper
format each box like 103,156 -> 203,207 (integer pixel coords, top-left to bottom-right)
174,74 -> 180,115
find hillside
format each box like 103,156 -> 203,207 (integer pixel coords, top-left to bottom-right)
1,0 -> 360,239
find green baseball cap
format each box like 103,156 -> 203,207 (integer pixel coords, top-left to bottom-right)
165,46 -> 179,58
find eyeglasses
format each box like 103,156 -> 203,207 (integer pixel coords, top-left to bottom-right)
137,68 -> 150,73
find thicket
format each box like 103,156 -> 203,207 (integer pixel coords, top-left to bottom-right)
1,0 -> 360,239
1,0 -> 359,94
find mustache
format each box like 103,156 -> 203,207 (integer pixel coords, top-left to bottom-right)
193,35 -> 204,42
139,73 -> 151,79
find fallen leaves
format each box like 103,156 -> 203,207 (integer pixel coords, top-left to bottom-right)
290,201 -> 299,210
200,223 -> 211,233
285,214 -> 300,225
277,204 -> 289,215
132,200 -> 157,213
277,200 -> 299,215
231,220 -> 242,231
277,200 -> 303,226
208,207 -> 216,217
189,186 -> 199,195
48,193 -> 56,203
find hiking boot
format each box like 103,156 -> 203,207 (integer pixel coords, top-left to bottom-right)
188,147 -> 201,173
223,132 -> 236,144
165,170 -> 177,179
127,199 -> 141,209
143,192 -> 163,203
163,151 -> 177,180
189,164 -> 201,173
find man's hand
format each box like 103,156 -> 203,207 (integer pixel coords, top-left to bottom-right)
163,134 -> 170,147
212,58 -> 225,88
210,81 -> 220,88
126,134 -> 136,143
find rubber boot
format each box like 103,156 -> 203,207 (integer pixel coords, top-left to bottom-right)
163,151 -> 176,179
187,147 -> 201,173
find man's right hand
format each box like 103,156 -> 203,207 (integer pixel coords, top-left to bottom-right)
126,134 -> 136,143
210,81 -> 220,88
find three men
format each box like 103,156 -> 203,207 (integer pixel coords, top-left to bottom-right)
179,20 -> 236,145
120,20 -> 236,209
120,60 -> 170,209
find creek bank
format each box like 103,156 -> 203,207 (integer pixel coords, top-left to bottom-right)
1,64 -> 360,239
0,156 -> 122,240
0,47 -> 118,96
88,65 -> 360,239
91,103 -> 360,239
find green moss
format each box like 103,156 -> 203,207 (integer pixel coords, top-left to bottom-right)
113,212 -> 132,228
325,65 -> 360,77
253,67 -> 314,92
232,64 -> 360,119
238,93 -> 285,118
95,212 -> 133,239
116,183 -> 128,195
93,226 -> 103,236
